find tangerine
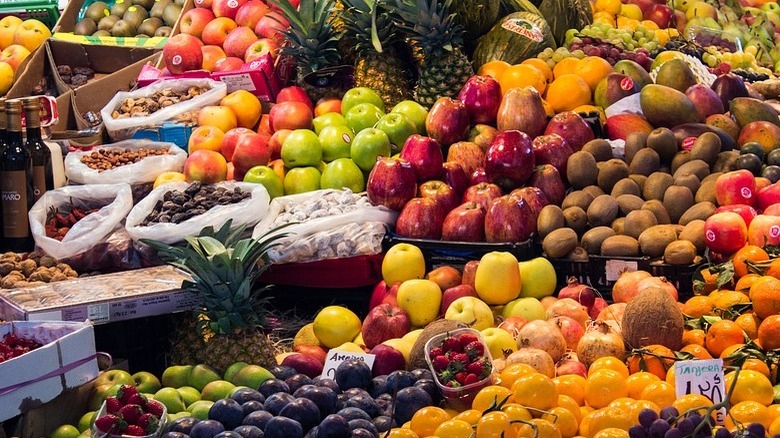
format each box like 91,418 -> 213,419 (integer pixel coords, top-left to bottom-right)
542,407 -> 579,438
682,296 -> 715,318
626,345 -> 676,380
552,58 -> 581,79
712,290 -> 750,310
639,381 -> 676,408
626,372 -> 660,399
554,374 -> 587,406
758,315 -> 780,350
478,60 -> 510,79
434,419 -> 475,438
733,245 -> 769,278
498,64 -> 547,95
546,74 -> 592,113
735,312 -> 762,340
513,373 -> 558,411
680,344 -> 713,360
742,358 -> 772,379
585,369 -> 628,409
735,273 -> 763,293
521,58 -> 554,82
589,356 -> 630,379
672,393 -> 713,416
682,329 -> 706,347
410,407 -> 451,437
764,259 -> 780,280
705,319 -> 747,357
501,363 -> 539,389
750,276 -> 780,319
574,56 -> 614,90
472,385 -> 513,412
725,400 -> 772,430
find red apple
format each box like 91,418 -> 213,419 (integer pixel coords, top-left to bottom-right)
267,128 -> 291,160
646,3 -> 673,28
194,0 -> 212,8
214,56 -> 244,72
425,97 -> 470,146
457,75 -> 502,125
543,111 -> 595,152
748,214 -> 780,247
268,101 -> 313,132
361,303 -> 411,349
462,182 -> 502,212
315,96 -> 341,116
470,167 -> 488,185
399,134 -> 443,182
440,284 -> 479,315
220,127 -> 252,161
180,7 -> 215,38
528,164 -> 566,206
201,45 -> 227,72
484,130 -> 535,191
212,0 -> 249,19
276,86 -> 314,111
704,212 -> 748,254
366,157 -> 417,211
223,26 -> 258,59
441,162 -> 469,198
235,0 -> 269,28
461,261 -> 479,290
765,204 -> 780,216
715,169 -> 757,206
418,180 -> 458,217
244,38 -> 279,62
369,344 -> 406,377
532,133 -> 574,175
509,186 -> 549,218
446,141 -> 485,176
394,197 -> 444,239
232,133 -> 270,180
484,195 -> 534,243
714,204 -> 757,227
757,183 -> 780,212
368,280 -> 400,310
255,11 -> 288,43
293,345 -> 328,364
441,201 -> 486,242
163,34 -> 203,75
627,0 -> 655,16
201,16 -> 237,46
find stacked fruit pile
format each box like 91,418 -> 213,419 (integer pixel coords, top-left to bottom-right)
73,0 -> 181,38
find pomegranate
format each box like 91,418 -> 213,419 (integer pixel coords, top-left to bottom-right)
548,316 -> 585,350
611,270 -> 652,303
498,316 -> 528,339
589,297 -> 608,320
557,277 -> 597,309
517,320 -> 567,362
546,298 -> 590,328
540,296 -> 559,309
556,353 -> 587,377
635,276 -> 678,301
506,348 -> 556,377
597,303 -> 627,325
576,320 -> 626,368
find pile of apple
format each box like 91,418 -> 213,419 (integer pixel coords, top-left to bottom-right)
161,0 -> 290,74
0,16 -> 51,94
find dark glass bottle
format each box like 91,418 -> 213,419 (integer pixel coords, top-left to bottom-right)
0,99 -> 6,240
23,97 -> 53,203
0,99 -> 33,252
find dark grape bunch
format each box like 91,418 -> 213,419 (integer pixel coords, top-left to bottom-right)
630,407 -> 716,438
664,39 -> 705,61
568,36 -> 654,71
731,69 -> 771,83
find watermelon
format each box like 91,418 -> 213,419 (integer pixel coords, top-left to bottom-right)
499,0 -> 543,16
538,0 -> 593,46
451,0 -> 501,41
471,12 -> 556,71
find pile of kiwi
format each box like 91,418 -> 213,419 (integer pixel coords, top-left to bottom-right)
540,129 -> 739,266
75,0 -> 185,38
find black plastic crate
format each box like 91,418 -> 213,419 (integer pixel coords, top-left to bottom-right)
647,260 -> 703,302
588,255 -> 652,300
549,257 -> 591,292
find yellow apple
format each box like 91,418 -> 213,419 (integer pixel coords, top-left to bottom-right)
382,243 -> 426,285
353,331 -> 366,348
444,296 -> 495,331
620,3 -> 643,20
12,19 -> 50,52
481,327 -> 518,359
401,329 -> 423,346
382,337 -> 412,362
502,297 -> 546,321
474,252 -> 521,305
332,342 -> 365,353
312,305 -> 362,348
0,44 -> 30,72
0,61 -> 12,95
220,90 -> 262,129
0,16 -> 22,50
197,105 -> 238,133
396,279 -> 442,328
686,1 -> 717,20
517,257 -> 557,299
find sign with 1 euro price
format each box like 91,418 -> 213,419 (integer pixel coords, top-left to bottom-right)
674,358 -> 726,424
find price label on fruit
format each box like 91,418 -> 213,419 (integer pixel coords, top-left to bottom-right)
674,358 -> 726,424
321,350 -> 375,380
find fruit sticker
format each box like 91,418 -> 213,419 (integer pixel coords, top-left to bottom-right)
171,55 -> 182,66
771,225 -> 780,238
741,187 -> 752,200
705,229 -> 716,242
681,136 -> 696,151
501,19 -> 544,43
620,77 -> 634,91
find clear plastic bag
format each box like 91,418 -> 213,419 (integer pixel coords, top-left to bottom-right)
267,222 -> 387,264
126,181 -> 271,244
64,140 -> 187,185
101,78 -> 227,141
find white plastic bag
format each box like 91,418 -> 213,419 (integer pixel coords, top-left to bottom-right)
101,78 -> 227,141
267,222 -> 387,264
28,183 -> 134,260
64,140 -> 187,185
126,181 -> 271,244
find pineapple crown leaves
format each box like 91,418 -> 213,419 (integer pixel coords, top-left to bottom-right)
141,220 -> 292,335
268,0 -> 342,72
341,0 -> 395,55
391,0 -> 464,55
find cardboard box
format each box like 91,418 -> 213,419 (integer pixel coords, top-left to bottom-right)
0,321 -> 99,422
7,42 -> 56,99
0,265 -> 197,324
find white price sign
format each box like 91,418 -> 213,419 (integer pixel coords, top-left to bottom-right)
674,358 -> 726,424
321,350 -> 376,380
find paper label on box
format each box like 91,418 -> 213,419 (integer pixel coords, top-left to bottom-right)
28,310 -> 63,321
605,260 -> 638,282
87,303 -> 110,323
675,359 -> 726,424
321,350 -> 375,380
219,74 -> 256,93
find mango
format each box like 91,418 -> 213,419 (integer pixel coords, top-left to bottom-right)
655,59 -> 697,93
605,113 -> 653,140
594,73 -> 639,108
729,97 -> 780,129
640,84 -> 700,128
737,121 -> 780,153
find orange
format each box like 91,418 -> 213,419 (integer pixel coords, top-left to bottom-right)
626,372 -> 660,399
594,0 -> 622,14
592,12 -> 617,27
743,358 -> 772,379
478,60 -> 511,79
585,369 -> 628,409
768,404 -> 780,423
531,418 -> 563,438
410,407 -> 450,437
682,296 -> 715,318
557,395 -> 583,422
453,409 -> 482,426
720,343 -> 747,362
542,407 -> 579,438
705,319 -> 747,357
750,276 -> 780,319
513,373 -> 558,411
672,394 -> 713,416
475,411 -> 511,438
682,328 -> 706,346
616,17 -> 640,31
639,381 -> 676,408
500,363 -> 538,389
697,267 -> 719,295
735,312 -> 762,340
504,404 -> 534,437
771,416 -> 780,437
385,429 -> 419,438
626,345 -> 676,380
546,74 -> 592,113
712,290 -> 750,310
434,419 -> 475,438
521,58 -> 554,82
554,374 -> 587,406
733,245 -> 769,278
758,314 -> 780,350
497,64 -> 547,95
588,406 -> 634,437
589,356 -> 630,379
735,273 -> 763,293
666,366 -> 675,386
680,344 -> 713,360
724,369 -> 774,406
472,385 -> 513,412
725,400 -> 772,430
552,57 -> 581,79
764,259 -> 780,280
574,56 -> 614,90
631,400 -> 661,417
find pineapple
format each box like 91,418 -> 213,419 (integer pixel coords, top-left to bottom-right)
391,0 -> 474,107
340,0 -> 413,108
143,221 -> 284,374
270,0 -> 344,101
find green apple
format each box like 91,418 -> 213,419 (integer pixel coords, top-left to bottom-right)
94,369 -> 135,388
502,297 -> 546,321
345,103 -> 385,134
87,383 -> 123,411
390,100 -> 429,135
187,400 -> 215,420
762,1 -> 779,12
374,112 -> 417,152
50,424 -> 80,438
283,167 -> 321,195
244,165 -> 284,199
77,411 -> 97,433
341,87 -> 385,115
517,257 -> 557,299
232,364 -> 275,390
78,429 -> 91,438
200,380 -> 236,402
321,158 -> 365,192
350,128 -> 391,172
167,411 -> 191,422
154,387 -> 187,414
186,364 -> 221,392
281,129 -> 323,168
132,371 -> 162,394
313,112 -> 348,134
176,386 -> 202,406
319,125 -> 354,162
223,361 -> 250,384
161,365 -> 193,388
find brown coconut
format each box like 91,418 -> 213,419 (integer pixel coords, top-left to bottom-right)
406,319 -> 468,371
621,286 -> 684,351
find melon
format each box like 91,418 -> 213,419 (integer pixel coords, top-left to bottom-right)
406,319 -> 468,371
472,12 -> 556,70
621,286 -> 684,351
451,0 -> 500,41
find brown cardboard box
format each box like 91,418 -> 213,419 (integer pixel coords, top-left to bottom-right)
7,41 -> 56,98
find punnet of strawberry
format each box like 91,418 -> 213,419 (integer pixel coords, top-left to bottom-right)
92,384 -> 167,438
0,333 -> 43,363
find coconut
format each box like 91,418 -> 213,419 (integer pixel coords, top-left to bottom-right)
621,286 -> 684,351
406,319 -> 468,371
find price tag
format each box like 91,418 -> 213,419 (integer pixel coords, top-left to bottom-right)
321,350 -> 376,380
674,359 -> 726,424
605,259 -> 638,281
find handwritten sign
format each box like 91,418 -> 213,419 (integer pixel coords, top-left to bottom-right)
321,350 -> 376,380
674,359 -> 726,424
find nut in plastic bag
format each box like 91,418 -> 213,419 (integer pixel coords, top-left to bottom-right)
64,140 -> 187,185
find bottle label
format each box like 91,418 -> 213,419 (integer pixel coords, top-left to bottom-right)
32,164 -> 45,202
1,170 -> 29,238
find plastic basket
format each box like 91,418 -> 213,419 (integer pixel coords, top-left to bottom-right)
131,123 -> 194,150
0,0 -> 60,29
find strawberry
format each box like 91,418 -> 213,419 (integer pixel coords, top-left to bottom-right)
458,333 -> 479,348
455,371 -> 468,385
105,396 -> 122,414
432,355 -> 450,372
137,413 -> 159,433
144,399 -> 165,418
94,414 -> 122,434
466,360 -> 487,376
116,384 -> 138,405
118,404 -> 143,424
441,336 -> 461,353
448,352 -> 469,371
124,425 -> 146,436
428,347 -> 443,359
127,393 -> 148,407
464,373 -> 480,385
464,340 -> 485,359
438,369 -> 454,383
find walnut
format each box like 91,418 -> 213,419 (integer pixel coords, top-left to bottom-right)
0,262 -> 14,276
39,256 -> 57,268
1,273 -> 24,288
29,270 -> 53,282
56,263 -> 71,271
1,252 -> 21,263
50,273 -> 68,282
63,268 -> 78,278
19,259 -> 37,277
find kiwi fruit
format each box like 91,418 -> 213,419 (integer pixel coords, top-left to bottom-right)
690,132 -> 721,167
85,1 -> 111,23
587,195 -> 620,227
597,159 -> 629,193
162,3 -> 182,27
624,132 -> 648,163
567,247 -> 589,262
671,150 -> 692,175
674,173 -> 700,196
695,180 -> 717,204
629,148 -> 661,176
612,217 -> 625,235
92,29 -> 111,36
678,202 -> 716,226
663,185 -> 695,224
537,205 -> 565,239
582,185 -> 605,199
643,172 -> 675,201
601,235 -> 641,257
611,178 -> 641,198
629,174 -> 647,192
616,194 -> 644,215
562,190 -> 594,211
74,18 -> 98,35
664,240 -> 697,265
673,159 -> 710,181
150,0 -> 172,19
713,151 -> 740,173
542,228 -> 579,258
110,0 -> 131,17
567,151 -> 598,189
98,15 -> 120,31
701,172 -> 723,184
111,19 -> 136,36
155,26 -> 172,36
581,226 -> 616,255
679,219 -> 706,253
563,206 -> 588,235
123,5 -> 148,29
624,209 -> 659,239
638,224 -> 678,257
642,199 -> 671,224
137,17 -> 162,36
581,139 -> 613,162
646,127 -> 678,163
133,0 -> 155,10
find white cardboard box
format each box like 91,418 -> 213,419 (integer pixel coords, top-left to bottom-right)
0,320 -> 99,421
